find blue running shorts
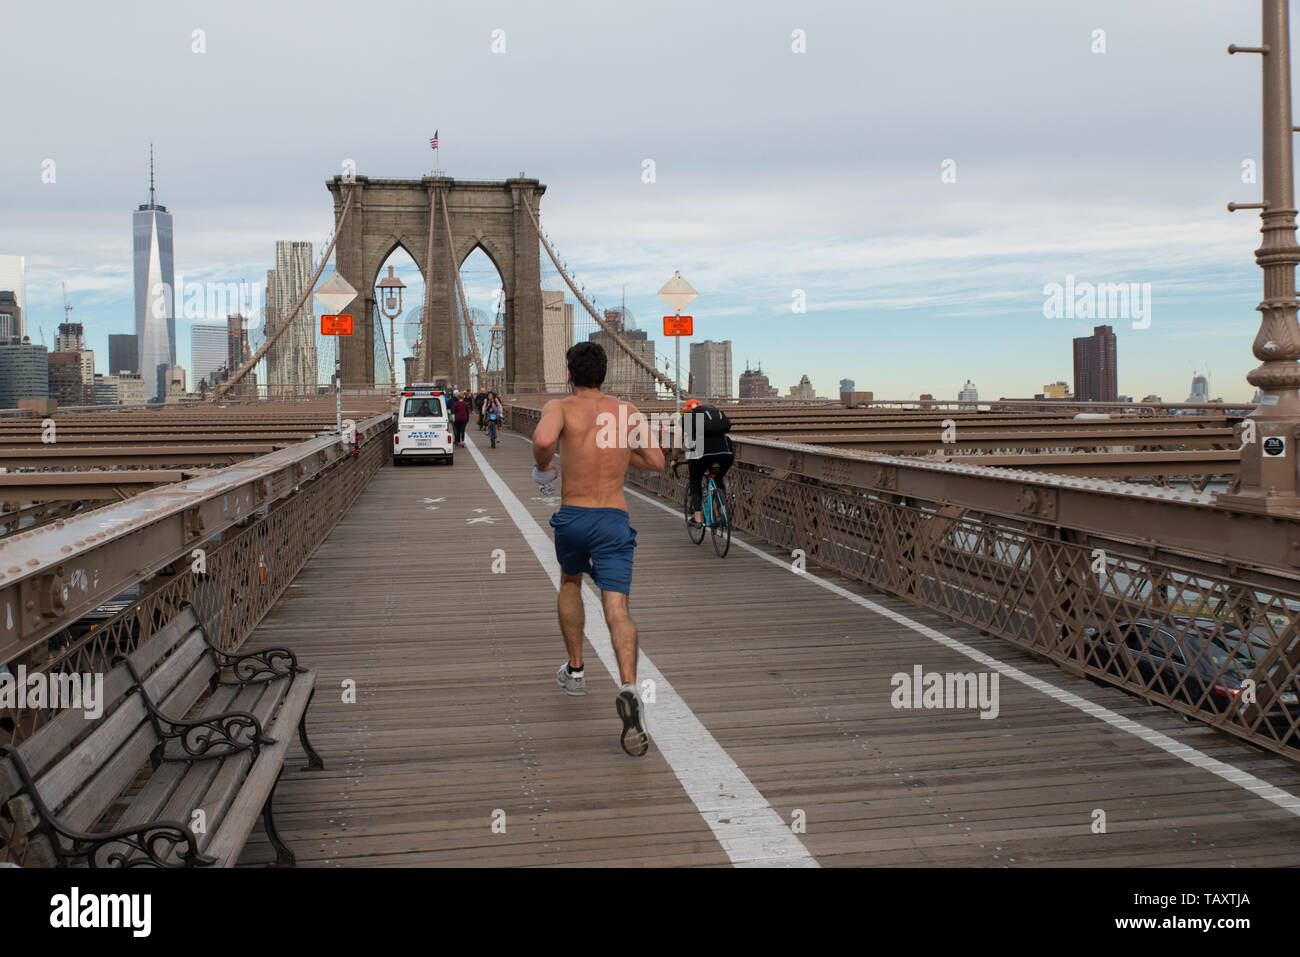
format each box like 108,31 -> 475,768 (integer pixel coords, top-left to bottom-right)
549,505 -> 638,595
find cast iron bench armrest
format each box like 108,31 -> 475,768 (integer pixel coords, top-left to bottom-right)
113,654 -> 277,763
207,645 -> 302,686
181,600 -> 302,685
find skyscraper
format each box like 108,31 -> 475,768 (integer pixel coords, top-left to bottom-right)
839,378 -> 856,394
109,334 -> 138,375
541,290 -> 574,391
0,255 -> 26,340
739,365 -> 778,399
191,323 -> 228,386
227,314 -> 250,376
0,292 -> 22,341
133,146 -> 175,401
267,241 -> 315,392
588,310 -> 654,396
1072,324 -> 1118,402
1187,372 -> 1210,403
958,379 -> 979,408
54,323 -> 94,397
689,340 -> 733,399
54,322 -> 84,351
788,374 -> 816,400
48,352 -> 85,406
0,339 -> 48,407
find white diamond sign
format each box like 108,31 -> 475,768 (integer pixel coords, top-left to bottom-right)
314,273 -> 358,316
657,271 -> 697,314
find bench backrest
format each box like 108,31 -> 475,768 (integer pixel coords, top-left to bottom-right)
0,606 -> 218,866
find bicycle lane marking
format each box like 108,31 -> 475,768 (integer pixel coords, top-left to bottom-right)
464,435 -> 819,867
625,485 -> 1300,818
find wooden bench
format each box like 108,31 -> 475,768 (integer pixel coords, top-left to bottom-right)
0,603 -> 322,867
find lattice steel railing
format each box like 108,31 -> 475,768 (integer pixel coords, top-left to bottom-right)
0,423 -> 389,747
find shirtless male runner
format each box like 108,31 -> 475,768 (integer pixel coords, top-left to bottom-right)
531,341 -> 665,756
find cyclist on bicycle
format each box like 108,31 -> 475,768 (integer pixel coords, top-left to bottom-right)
672,398 -> 733,527
484,391 -> 503,448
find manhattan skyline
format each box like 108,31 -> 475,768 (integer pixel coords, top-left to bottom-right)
0,0 -> 1275,402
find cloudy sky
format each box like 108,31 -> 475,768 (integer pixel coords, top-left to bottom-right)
0,0 -> 1284,400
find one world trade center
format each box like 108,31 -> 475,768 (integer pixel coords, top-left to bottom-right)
133,145 -> 175,400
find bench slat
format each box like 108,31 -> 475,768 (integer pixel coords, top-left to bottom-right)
0,755 -> 22,808
15,607 -> 203,779
105,679 -> 286,865
175,683 -> 284,861
52,649 -> 218,836
159,679 -> 278,762
206,670 -> 316,867
33,634 -> 213,817
153,682 -> 273,829
85,679 -> 244,840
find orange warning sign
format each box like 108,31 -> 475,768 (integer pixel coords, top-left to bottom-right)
321,314 -> 354,336
663,315 -> 693,337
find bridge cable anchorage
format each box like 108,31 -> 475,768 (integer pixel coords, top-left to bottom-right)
520,197 -> 677,394
441,187 -> 487,384
213,184 -> 358,399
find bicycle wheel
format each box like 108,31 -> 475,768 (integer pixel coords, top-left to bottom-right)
709,483 -> 731,557
685,485 -> 705,544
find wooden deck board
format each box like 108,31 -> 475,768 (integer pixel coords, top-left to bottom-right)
238,430 -> 1300,867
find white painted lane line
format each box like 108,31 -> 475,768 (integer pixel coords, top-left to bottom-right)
464,435 -> 818,867
625,486 -> 1300,817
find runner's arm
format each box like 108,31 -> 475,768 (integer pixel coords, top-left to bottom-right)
533,400 -> 564,470
628,409 -> 665,472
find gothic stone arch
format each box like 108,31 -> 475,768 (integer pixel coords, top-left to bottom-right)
326,175 -> 546,390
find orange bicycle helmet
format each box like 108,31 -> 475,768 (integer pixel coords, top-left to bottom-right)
681,398 -> 702,413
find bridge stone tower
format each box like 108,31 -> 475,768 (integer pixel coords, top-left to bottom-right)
326,175 -> 546,391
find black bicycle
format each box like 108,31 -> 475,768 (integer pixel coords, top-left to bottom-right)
673,461 -> 731,558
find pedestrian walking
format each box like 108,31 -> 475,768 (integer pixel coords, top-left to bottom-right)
452,393 -> 470,446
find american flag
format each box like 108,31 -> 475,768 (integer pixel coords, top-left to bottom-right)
429,130 -> 439,150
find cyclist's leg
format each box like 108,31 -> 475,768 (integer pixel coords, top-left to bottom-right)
687,457 -> 705,524
713,457 -> 734,509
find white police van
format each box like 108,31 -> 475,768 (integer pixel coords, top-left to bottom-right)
393,385 -> 454,465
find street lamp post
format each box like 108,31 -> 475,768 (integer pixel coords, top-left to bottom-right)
658,270 -> 698,418
376,265 -> 406,396
1223,0 -> 1300,513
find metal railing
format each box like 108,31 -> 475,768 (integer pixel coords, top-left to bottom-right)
0,417 -> 392,734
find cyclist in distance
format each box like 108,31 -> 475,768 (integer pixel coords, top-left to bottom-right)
673,398 -> 733,527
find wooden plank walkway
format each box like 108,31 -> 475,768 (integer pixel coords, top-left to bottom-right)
238,428 -> 1300,866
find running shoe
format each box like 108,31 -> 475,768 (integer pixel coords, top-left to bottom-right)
557,662 -> 586,696
615,687 -> 650,756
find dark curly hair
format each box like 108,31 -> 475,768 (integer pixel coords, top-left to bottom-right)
566,341 -> 607,389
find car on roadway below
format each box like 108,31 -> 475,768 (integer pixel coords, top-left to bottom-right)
1081,616 -> 1300,739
